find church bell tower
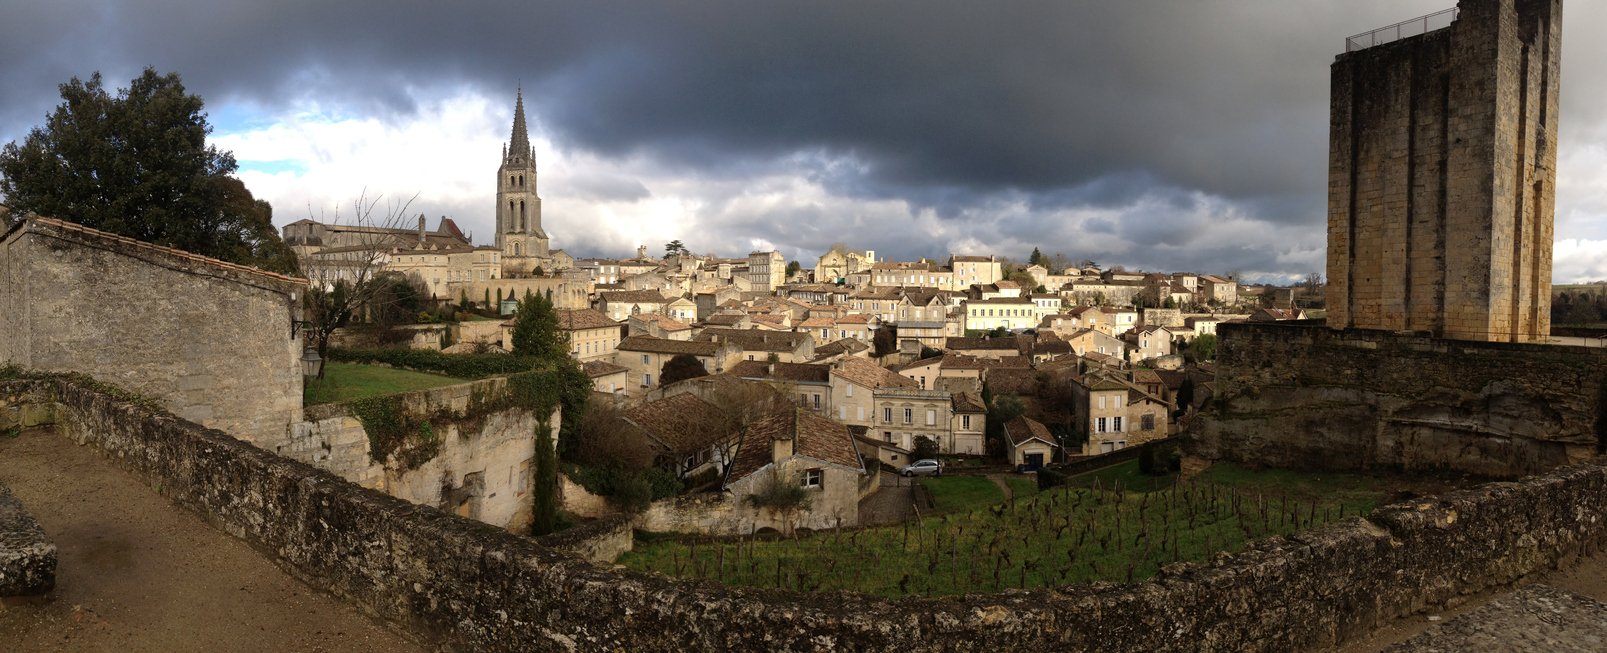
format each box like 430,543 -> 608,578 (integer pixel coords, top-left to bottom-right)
497,89 -> 548,258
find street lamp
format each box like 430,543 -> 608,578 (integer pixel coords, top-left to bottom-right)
301,341 -> 323,379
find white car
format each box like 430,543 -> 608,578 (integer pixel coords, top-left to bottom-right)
899,459 -> 943,477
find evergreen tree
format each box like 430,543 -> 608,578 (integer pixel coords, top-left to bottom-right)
1029,247 -> 1044,266
531,420 -> 559,535
510,290 -> 568,361
659,353 -> 709,386
0,68 -> 296,273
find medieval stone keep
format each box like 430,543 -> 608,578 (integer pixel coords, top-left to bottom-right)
1326,0 -> 1560,342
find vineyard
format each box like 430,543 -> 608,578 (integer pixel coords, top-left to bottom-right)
620,463 -> 1459,597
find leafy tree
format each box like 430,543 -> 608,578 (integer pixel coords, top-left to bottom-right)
785,260 -> 801,278
510,290 -> 568,362
912,436 -> 940,461
873,324 -> 897,357
1174,377 -> 1196,418
1191,334 -> 1218,362
0,68 -> 295,273
532,420 -> 559,535
659,353 -> 709,386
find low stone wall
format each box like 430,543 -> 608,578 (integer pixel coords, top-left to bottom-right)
9,375 -> 1607,652
1192,322 -> 1607,478
0,480 -> 56,597
534,515 -> 635,564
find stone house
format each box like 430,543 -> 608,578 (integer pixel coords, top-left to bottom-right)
828,357 -> 917,429
1249,307 -> 1307,322
1199,274 -> 1238,305
1063,328 -> 1128,360
583,360 -> 630,395
949,254 -> 1002,289
615,335 -> 741,396
628,313 -> 694,341
621,393 -> 735,480
387,242 -> 504,300
944,336 -> 1024,359
747,250 -> 785,292
1072,373 -> 1171,454
1002,415 -> 1059,471
728,361 -> 834,415
870,387 -> 956,454
950,392 -> 988,455
553,308 -> 623,363
665,296 -> 698,322
1127,326 -> 1178,363
724,409 -> 868,531
809,338 -> 871,364
695,328 -> 815,363
1,216 -> 304,445
598,290 -> 671,321
963,297 -> 1038,332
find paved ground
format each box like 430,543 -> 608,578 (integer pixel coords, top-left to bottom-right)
0,428 -> 422,653
857,470 -> 916,526
1336,546 -> 1607,652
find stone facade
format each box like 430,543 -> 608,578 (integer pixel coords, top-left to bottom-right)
1327,0 -> 1561,342
1191,321 -> 1602,478
282,376 -> 557,532
14,374 -> 1607,652
0,217 -> 303,444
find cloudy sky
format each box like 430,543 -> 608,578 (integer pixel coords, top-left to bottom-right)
3,1 -> 1606,283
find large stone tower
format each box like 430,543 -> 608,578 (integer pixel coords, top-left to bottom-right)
1326,0 -> 1561,342
497,89 -> 549,260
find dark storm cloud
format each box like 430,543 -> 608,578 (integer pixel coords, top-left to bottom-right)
5,1 -> 1607,279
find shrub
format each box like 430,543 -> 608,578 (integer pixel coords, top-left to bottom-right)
747,477 -> 812,512
1037,466 -> 1069,490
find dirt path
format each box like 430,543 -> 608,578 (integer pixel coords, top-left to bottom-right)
857,471 -> 915,525
0,428 -> 423,653
986,474 -> 1014,501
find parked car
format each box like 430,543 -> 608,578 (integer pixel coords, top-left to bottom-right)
899,459 -> 943,477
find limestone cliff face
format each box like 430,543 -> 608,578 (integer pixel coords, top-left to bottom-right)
1191,321 -> 1601,478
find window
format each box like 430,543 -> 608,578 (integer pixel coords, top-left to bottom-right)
812,394 -> 821,409
801,469 -> 823,488
800,393 -> 808,406
884,431 -> 894,442
962,415 -> 972,430
883,408 -> 893,423
1114,395 -> 1123,408
903,408 -> 913,424
839,407 -> 846,420
926,409 -> 936,426
1141,414 -> 1156,431
1097,396 -> 1106,410
846,385 -> 854,398
1112,416 -> 1123,432
1096,417 -> 1107,433
857,407 -> 865,421
641,354 -> 650,365
642,373 -> 652,387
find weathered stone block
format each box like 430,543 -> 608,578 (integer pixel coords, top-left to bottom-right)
0,481 -> 56,597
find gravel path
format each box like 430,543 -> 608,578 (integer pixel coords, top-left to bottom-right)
857,471 -> 916,526
0,428 -> 422,653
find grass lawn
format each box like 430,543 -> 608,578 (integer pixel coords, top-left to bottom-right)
1062,459 -> 1177,493
303,362 -> 466,405
619,462 -> 1458,597
922,476 -> 1003,513
1004,476 -> 1040,499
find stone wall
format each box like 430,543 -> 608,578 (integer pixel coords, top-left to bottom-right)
283,377 -> 557,532
534,515 -> 635,564
0,217 -> 304,443
0,480 -> 55,597
1327,0 -> 1561,342
11,374 -> 1607,652
1191,321 -> 1604,478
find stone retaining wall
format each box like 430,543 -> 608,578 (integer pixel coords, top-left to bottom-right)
0,479 -> 56,597
8,375 -> 1607,652
1192,321 -> 1607,478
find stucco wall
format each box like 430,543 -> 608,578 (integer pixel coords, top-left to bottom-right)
13,374 -> 1607,652
0,218 -> 303,444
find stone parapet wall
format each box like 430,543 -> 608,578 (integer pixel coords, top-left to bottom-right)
9,375 -> 1607,652
535,514 -> 635,564
0,479 -> 56,597
1193,321 -> 1605,478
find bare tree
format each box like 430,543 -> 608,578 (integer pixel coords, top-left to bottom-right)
1303,272 -> 1324,293
298,190 -> 418,378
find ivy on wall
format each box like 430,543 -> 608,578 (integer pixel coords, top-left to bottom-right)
328,350 -> 589,469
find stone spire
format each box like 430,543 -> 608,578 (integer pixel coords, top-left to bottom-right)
506,87 -> 532,165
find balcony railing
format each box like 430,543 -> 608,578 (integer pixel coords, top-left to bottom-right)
1344,7 -> 1458,53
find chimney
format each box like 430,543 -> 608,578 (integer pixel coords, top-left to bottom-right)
417,214 -> 427,247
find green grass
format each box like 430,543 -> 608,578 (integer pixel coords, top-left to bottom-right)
1004,477 -> 1040,499
620,462 -> 1444,597
1063,459 -> 1177,493
922,476 -> 1003,513
303,362 -> 466,405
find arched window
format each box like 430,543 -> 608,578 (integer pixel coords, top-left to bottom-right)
508,201 -> 515,230
520,201 -> 527,231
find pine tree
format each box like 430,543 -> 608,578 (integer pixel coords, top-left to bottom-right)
532,420 -> 558,535
1029,247 -> 1044,266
